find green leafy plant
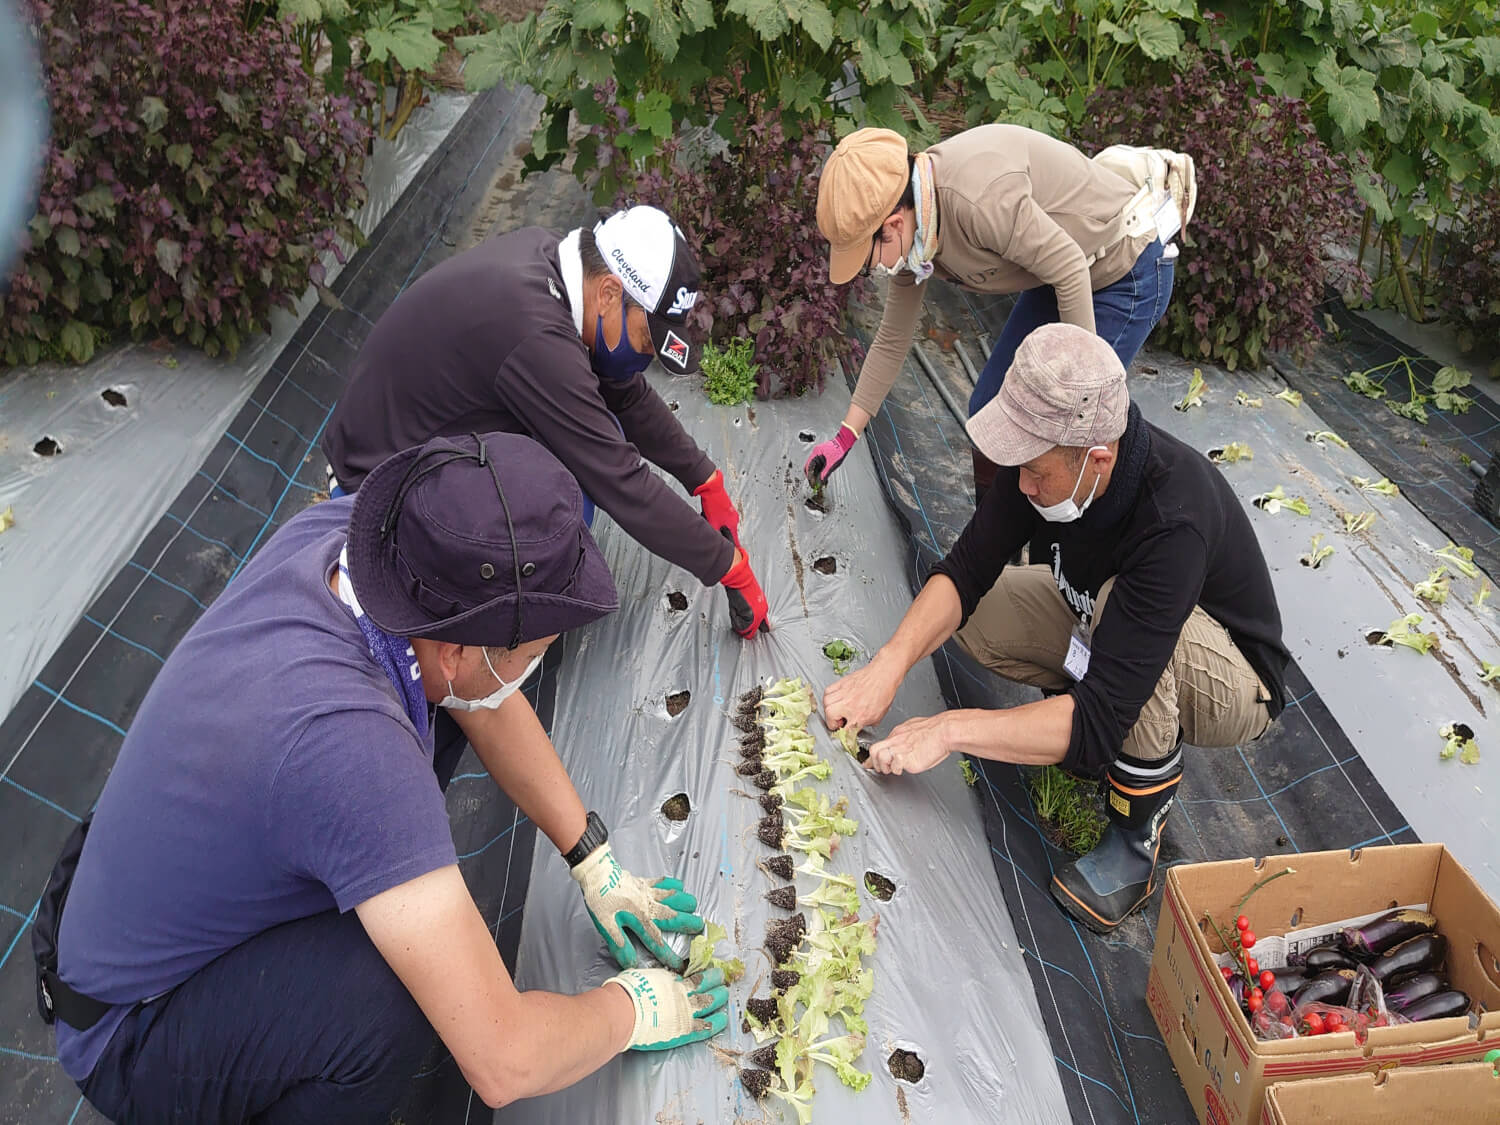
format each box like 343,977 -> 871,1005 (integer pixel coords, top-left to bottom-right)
1476,580 -> 1493,607
1236,390 -> 1263,407
1208,442 -> 1253,464
701,336 -> 760,406
1414,568 -> 1451,604
1342,356 -> 1472,425
1307,430 -> 1350,449
1434,541 -> 1481,579
959,758 -> 979,786
1352,475 -> 1400,497
1439,721 -> 1480,765
1251,485 -> 1312,516
1275,388 -> 1303,408
1174,367 -> 1208,410
1479,660 -> 1500,683
1026,765 -> 1106,854
4,0 -> 373,367
685,920 -> 746,982
822,639 -> 859,675
1374,612 -> 1439,655
1300,534 -> 1334,569
1342,510 -> 1375,534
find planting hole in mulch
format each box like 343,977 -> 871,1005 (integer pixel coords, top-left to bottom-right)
798,430 -> 816,443
661,792 -> 691,822
864,871 -> 896,901
1365,629 -> 1387,646
812,556 -> 837,575
101,387 -> 128,407
666,591 -> 688,612
34,436 -> 61,457
888,1048 -> 926,1084
664,690 -> 691,716
805,492 -> 831,515
667,400 -> 679,412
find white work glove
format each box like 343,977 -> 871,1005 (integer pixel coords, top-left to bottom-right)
571,842 -> 704,970
607,967 -> 729,1051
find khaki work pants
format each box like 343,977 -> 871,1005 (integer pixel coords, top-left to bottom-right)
955,566 -> 1272,761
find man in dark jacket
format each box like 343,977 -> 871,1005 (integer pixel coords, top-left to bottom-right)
322,205 -> 768,637
822,323 -> 1289,933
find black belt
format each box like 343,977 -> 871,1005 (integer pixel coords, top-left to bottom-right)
33,815 -> 116,1031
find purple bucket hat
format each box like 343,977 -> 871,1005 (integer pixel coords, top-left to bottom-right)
346,432 -> 618,646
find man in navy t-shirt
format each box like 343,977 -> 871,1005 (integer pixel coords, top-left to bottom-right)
43,433 -> 730,1123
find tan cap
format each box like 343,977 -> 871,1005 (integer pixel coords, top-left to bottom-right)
966,324 -> 1130,467
816,128 -> 910,284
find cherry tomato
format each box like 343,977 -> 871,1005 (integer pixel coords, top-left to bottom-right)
1241,931 -> 1257,950
1246,993 -> 1263,1014
1221,966 -> 1235,980
1249,987 -> 1264,1003
1266,989 -> 1291,1015
1303,1012 -> 1325,1036
1236,915 -> 1250,932
1259,970 -> 1276,991
1324,1013 -> 1345,1032
1247,957 -> 1260,978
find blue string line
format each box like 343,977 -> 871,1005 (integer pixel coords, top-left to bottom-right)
124,561 -> 209,611
159,513 -> 245,563
1349,825 -> 1410,850
229,411 -> 334,582
222,432 -> 319,492
83,615 -> 166,664
68,1095 -> 86,1125
31,682 -> 128,738
0,894 -> 42,971
2,776 -> 82,823
246,397 -> 317,445
0,903 -> 29,921
1051,1054 -> 1134,1117
1235,745 -> 1300,852
280,375 -> 330,411
456,816 -> 528,861
0,1045 -> 58,1062
194,472 -> 270,519
1178,755 -> 1360,806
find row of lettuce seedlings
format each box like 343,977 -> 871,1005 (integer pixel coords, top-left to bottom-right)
731,677 -> 879,1122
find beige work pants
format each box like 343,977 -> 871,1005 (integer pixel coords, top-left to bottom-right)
954,565 -> 1272,761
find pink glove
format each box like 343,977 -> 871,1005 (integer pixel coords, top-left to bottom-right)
803,424 -> 857,489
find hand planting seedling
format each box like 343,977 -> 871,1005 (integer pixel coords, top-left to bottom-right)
1174,367 -> 1207,411
822,639 -> 858,675
684,921 -> 746,983
1251,485 -> 1311,516
1208,442 -> 1253,464
1439,721 -> 1480,765
1351,475 -> 1400,497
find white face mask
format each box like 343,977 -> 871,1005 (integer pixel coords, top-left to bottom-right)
1029,446 -> 1106,523
440,648 -> 543,712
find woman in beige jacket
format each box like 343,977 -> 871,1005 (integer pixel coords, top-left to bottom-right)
805,124 -> 1189,501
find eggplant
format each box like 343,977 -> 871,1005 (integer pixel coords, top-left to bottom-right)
1398,990 -> 1471,1022
1371,933 -> 1447,986
1303,946 -> 1358,973
1269,967 -> 1308,994
1293,969 -> 1357,1008
1339,909 -> 1439,960
1385,972 -> 1447,1012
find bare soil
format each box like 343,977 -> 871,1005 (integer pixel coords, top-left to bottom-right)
812,556 -> 837,575
661,793 -> 691,821
665,690 -> 690,717
888,1048 -> 926,1084
864,871 -> 896,902
666,591 -> 688,611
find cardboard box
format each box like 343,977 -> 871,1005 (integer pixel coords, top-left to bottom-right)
1145,843 -> 1500,1125
1262,1058 -> 1500,1123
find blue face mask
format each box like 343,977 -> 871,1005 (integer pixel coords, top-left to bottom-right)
592,291 -> 653,382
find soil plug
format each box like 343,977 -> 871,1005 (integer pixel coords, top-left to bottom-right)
888,1048 -> 925,1084
766,935 -> 797,965
736,758 -> 765,776
751,769 -> 777,791
739,728 -> 766,754
665,690 -> 691,717
766,886 -> 798,911
759,793 -> 784,817
757,814 -> 785,849
748,1043 -> 780,1070
739,1069 -> 773,1099
770,970 -> 799,993
746,997 -> 779,1025
660,793 -> 691,822
760,854 -> 793,880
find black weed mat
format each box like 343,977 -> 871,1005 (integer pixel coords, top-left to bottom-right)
845,284 -> 1417,1125
1271,298 -> 1500,583
0,84 -> 576,1125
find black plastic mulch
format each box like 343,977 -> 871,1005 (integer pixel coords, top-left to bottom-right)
1271,298 -> 1500,583
0,84 -> 583,1125
845,281 -> 1417,1125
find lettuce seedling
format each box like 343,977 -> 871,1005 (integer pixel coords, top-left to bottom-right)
1252,485 -> 1311,516
1352,475 -> 1399,496
760,678 -> 815,724
1235,390 -> 1262,407
1275,388 -> 1303,407
803,1033 -> 872,1091
1439,721 -> 1480,765
684,921 -> 745,983
1475,581 -> 1492,608
1342,510 -> 1376,534
1307,430 -> 1349,448
822,639 -> 858,675
834,725 -> 861,759
1174,368 -> 1207,411
1208,442 -> 1253,464
1414,568 -> 1450,605
1433,541 -> 1480,579
1377,613 -> 1439,655
1299,535 -> 1334,569
767,1070 -> 815,1125
1479,661 -> 1500,684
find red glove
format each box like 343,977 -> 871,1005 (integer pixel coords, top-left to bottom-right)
693,470 -> 743,555
720,549 -> 768,638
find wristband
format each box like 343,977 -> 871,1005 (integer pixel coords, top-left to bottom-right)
563,810 -> 609,868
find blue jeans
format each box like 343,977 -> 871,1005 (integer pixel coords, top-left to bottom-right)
968,238 -> 1175,417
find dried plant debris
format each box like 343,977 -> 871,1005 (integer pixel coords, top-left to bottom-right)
1235,390 -> 1263,407
1352,475 -> 1400,496
888,1048 -> 926,1084
1208,442 -> 1253,464
1299,535 -> 1334,569
739,1068 -> 774,1099
661,793 -> 691,821
1342,510 -> 1376,534
1174,367 -> 1207,411
1251,485 -> 1311,515
1439,721 -> 1481,765
1369,613 -> 1440,655
665,690 -> 691,717
863,871 -> 896,902
1307,430 -> 1350,449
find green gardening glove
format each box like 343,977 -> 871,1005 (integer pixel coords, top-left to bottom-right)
607,967 -> 729,1051
571,842 -> 704,970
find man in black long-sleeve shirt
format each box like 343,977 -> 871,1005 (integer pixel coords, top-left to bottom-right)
322,206 -> 768,638
823,323 -> 1289,933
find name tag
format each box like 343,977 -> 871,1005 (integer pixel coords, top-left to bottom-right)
1064,629 -> 1091,681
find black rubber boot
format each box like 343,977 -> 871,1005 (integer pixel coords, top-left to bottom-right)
1051,746 -> 1182,934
